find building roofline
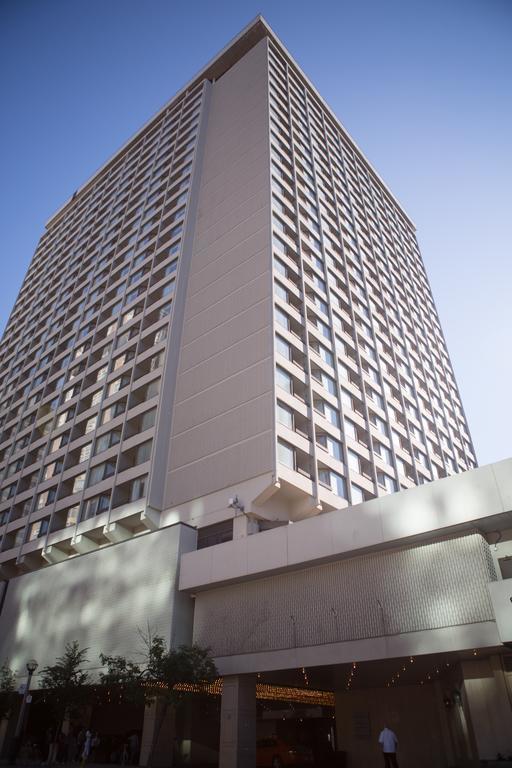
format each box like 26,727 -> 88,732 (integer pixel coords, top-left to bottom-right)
46,15 -> 415,230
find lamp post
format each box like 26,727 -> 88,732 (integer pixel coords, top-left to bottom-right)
10,658 -> 38,763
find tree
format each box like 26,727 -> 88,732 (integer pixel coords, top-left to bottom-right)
39,641 -> 91,733
0,662 -> 16,720
100,632 -> 217,766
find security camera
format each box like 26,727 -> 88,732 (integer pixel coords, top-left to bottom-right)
228,495 -> 244,512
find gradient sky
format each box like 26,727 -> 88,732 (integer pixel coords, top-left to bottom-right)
0,0 -> 510,466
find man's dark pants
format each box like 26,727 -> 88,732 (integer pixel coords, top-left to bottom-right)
383,752 -> 399,768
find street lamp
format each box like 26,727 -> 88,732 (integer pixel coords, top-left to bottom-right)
9,658 -> 38,764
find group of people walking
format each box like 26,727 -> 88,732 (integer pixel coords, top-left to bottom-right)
40,726 -> 139,765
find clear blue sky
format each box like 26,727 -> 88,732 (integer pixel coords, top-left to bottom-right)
0,0 -> 510,466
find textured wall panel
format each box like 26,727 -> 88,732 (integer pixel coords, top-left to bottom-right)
193,534 -> 496,655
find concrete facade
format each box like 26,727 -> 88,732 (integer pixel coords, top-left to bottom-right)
0,16 -> 508,768
0,17 -> 478,581
164,38 -> 274,508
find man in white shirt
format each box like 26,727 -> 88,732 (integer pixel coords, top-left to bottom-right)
378,725 -> 399,767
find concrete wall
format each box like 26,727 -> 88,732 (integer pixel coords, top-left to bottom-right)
164,36 -> 274,508
148,80 -> 212,514
180,458 -> 511,592
0,524 -> 196,680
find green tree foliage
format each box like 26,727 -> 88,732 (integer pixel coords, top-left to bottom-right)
39,641 -> 91,728
100,632 -> 217,766
100,632 -> 217,703
0,662 -> 16,719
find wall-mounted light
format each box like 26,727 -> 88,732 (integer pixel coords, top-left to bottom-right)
228,495 -> 244,513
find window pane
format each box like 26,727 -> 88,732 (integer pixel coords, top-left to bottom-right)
277,440 -> 295,469
276,402 -> 293,429
276,335 -> 291,360
276,366 -> 292,394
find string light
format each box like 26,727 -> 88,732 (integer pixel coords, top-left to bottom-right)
141,678 -> 334,706
345,662 -> 357,692
300,667 -> 309,687
384,655 -> 458,688
385,656 -> 415,688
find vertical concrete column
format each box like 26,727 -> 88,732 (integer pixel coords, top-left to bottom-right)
461,656 -> 512,761
219,674 -> 256,768
232,514 -> 259,539
140,698 -> 176,767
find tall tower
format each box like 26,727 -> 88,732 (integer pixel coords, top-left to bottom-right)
0,17 -> 476,582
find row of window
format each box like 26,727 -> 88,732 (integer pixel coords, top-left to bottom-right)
1,473 -> 148,552
0,87 -> 202,388
266,69 -> 475,470
2,86 -> 203,344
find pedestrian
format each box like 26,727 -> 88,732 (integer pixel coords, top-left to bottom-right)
47,727 -> 61,765
80,730 -> 92,767
76,729 -> 85,762
91,732 -> 100,761
378,724 -> 399,767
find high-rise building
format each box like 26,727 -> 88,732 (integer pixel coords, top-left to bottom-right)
2,18 -> 509,768
0,17 -> 476,579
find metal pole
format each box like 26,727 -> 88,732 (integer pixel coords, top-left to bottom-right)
10,660 -> 37,764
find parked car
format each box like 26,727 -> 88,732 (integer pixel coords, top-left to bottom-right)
256,736 -> 314,767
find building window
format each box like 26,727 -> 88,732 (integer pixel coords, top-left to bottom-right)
65,505 -> 80,527
73,473 -> 86,493
276,335 -> 291,360
276,366 -> 293,394
317,434 -> 343,461
316,399 -> 340,428
81,493 -> 110,520
108,375 -> 130,396
377,471 -> 398,494
347,449 -> 361,473
94,429 -> 122,455
85,416 -> 98,434
276,401 -> 293,430
374,442 -> 393,466
79,443 -> 92,463
318,468 -> 347,499
275,305 -> 289,331
277,439 -> 295,469
351,484 -> 365,504
43,460 -> 63,480
135,441 -> 152,464
130,475 -> 147,502
36,488 -> 56,509
140,408 -> 157,431
101,400 -> 126,425
28,518 -> 49,541
87,460 -> 116,487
